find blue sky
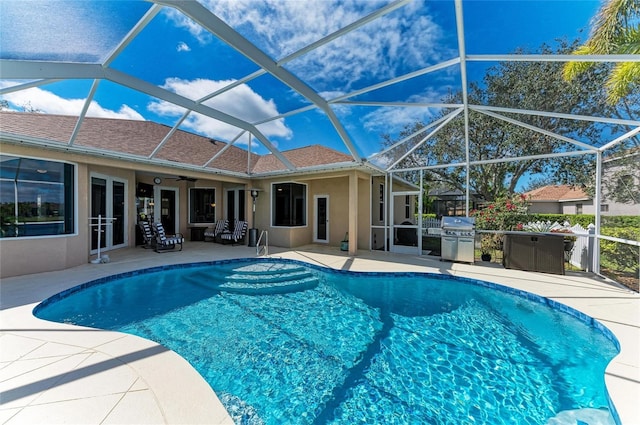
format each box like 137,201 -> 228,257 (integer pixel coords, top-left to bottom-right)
0,0 -> 601,159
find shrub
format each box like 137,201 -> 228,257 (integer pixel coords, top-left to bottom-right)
601,215 -> 640,229
600,226 -> 640,274
471,194 -> 529,231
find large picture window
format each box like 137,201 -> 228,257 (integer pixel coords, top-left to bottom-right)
0,155 -> 75,238
272,182 -> 306,227
189,188 -> 216,224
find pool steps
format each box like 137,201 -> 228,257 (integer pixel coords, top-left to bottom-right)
218,263 -> 320,295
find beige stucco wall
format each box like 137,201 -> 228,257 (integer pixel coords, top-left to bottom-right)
0,141 -> 382,277
0,144 -> 90,278
357,177 -> 370,249
0,142 -> 248,278
251,171 -> 372,250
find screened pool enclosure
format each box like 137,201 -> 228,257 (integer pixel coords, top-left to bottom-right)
0,0 -> 638,288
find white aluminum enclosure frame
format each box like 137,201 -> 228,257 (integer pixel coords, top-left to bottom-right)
1,0 -> 639,273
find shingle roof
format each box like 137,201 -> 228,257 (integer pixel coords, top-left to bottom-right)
253,144 -> 353,173
523,184 -> 589,202
0,112 -> 354,175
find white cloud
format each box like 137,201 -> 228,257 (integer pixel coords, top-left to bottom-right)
167,0 -> 450,91
362,106 -> 434,133
0,85 -> 144,120
148,78 -> 292,143
162,9 -> 212,45
360,88 -> 455,133
177,41 -> 191,52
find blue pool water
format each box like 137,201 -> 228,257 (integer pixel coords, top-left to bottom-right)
35,259 -> 619,425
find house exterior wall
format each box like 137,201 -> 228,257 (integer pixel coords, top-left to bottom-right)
311,176 -> 348,245
0,142 -> 249,278
527,201 -> 561,214
0,141 -> 378,278
254,172 -> 372,250
357,176 -> 371,250
560,201 -> 595,215
601,202 -> 640,216
249,178 -> 311,248
0,144 -> 90,278
370,176 -> 386,250
601,154 -> 640,216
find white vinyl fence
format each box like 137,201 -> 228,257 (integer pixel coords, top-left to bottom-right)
566,223 -> 595,272
422,218 -> 441,235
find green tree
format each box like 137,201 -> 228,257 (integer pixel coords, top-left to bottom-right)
563,0 -> 640,104
381,41 -> 618,202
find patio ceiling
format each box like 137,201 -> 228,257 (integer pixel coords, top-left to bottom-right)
0,0 -> 639,178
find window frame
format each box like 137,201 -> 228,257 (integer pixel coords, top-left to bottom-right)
188,187 -> 216,225
379,183 -> 384,222
405,194 -> 411,219
0,154 -> 77,239
271,181 -> 307,227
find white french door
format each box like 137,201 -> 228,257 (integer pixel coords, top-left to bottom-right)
90,174 -> 127,253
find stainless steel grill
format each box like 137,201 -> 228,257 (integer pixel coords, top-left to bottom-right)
440,216 -> 476,263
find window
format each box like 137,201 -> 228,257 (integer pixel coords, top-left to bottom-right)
405,195 -> 410,219
600,204 -> 609,212
379,183 -> 384,221
576,203 -> 583,214
272,182 -> 306,227
189,188 -> 216,224
0,155 -> 74,238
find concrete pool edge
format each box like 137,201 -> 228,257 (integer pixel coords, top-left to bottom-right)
1,300 -> 233,424
1,244 -> 638,424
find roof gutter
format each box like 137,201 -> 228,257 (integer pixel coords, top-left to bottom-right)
249,161 -> 366,179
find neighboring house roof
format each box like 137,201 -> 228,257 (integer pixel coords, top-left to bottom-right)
0,111 -> 355,176
523,185 -> 590,203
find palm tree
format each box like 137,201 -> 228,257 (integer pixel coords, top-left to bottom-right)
563,0 -> 640,104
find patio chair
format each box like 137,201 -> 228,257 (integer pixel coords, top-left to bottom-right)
152,222 -> 184,252
204,219 -> 228,242
220,220 -> 248,245
138,221 -> 155,249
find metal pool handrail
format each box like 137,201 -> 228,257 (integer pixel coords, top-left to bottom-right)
256,230 -> 268,256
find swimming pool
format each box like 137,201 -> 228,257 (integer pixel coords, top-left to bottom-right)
34,258 -> 619,425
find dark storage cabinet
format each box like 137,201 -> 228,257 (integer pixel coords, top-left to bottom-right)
503,234 -> 565,275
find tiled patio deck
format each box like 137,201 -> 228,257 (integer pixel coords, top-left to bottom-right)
1,242 -> 638,424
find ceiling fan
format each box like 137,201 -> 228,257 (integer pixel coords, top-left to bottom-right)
171,175 -> 198,182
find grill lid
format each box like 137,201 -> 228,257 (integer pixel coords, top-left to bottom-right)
441,216 -> 475,229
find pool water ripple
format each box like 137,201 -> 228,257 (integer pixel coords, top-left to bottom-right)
34,259 -> 619,425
